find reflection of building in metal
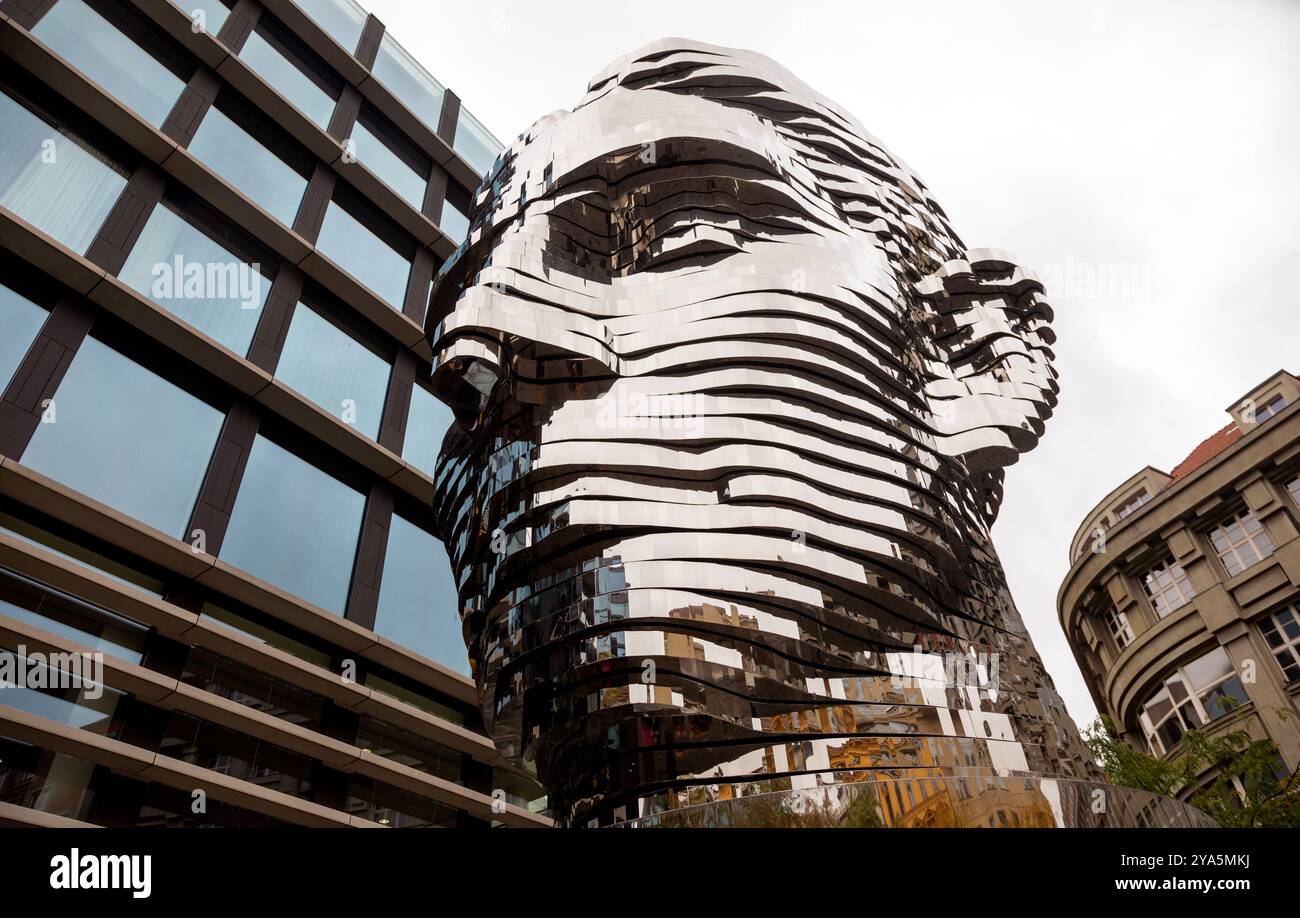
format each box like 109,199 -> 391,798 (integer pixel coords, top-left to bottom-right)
427,38 -> 1205,826
614,777 -> 1216,828
1061,370 -> 1300,802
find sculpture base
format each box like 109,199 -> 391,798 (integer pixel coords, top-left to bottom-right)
615,775 -> 1216,828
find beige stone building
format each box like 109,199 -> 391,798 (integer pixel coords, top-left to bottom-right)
1059,370 -> 1300,798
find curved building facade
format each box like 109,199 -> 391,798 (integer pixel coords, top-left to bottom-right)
1059,370 -> 1300,800
426,39 -> 1206,826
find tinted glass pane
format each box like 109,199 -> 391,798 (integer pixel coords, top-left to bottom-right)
402,384 -> 453,477
0,282 -> 48,391
438,194 -> 469,243
172,0 -> 230,35
350,119 -> 425,211
33,0 -> 186,129
239,30 -> 335,130
0,652 -> 124,731
374,514 -> 467,674
0,573 -> 147,663
117,202 -> 269,354
0,511 -> 164,596
372,33 -> 444,129
188,106 -> 307,226
220,436 -> 364,614
200,602 -> 332,668
291,0 -> 365,53
453,108 -> 500,179
276,302 -> 390,438
0,90 -> 126,254
314,201 -> 410,308
21,337 -> 223,537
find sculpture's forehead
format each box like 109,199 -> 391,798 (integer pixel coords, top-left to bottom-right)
519,86 -> 787,176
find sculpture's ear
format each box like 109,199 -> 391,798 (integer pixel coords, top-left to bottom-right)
915,248 -> 1058,481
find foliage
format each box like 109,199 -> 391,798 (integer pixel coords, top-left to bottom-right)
1085,713 -> 1300,827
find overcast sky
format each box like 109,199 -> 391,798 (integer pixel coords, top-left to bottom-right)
364,0 -> 1300,730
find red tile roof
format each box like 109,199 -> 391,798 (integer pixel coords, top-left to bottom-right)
1166,422 -> 1243,484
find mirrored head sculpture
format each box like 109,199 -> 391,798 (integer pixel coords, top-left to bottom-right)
425,39 -> 1205,827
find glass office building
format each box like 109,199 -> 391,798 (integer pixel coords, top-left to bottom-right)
0,0 -> 544,827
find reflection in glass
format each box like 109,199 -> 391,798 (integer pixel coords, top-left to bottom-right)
0,510 -> 165,597
0,570 -> 148,664
0,90 -> 126,255
314,200 -> 410,308
0,741 -> 96,822
0,648 -> 124,732
372,32 -> 444,129
33,0 -> 186,129
350,118 -> 426,211
187,105 -> 307,226
0,282 -> 48,391
170,0 -> 230,35
291,0 -> 366,53
374,514 -> 466,674
438,193 -> 470,243
220,435 -> 364,614
158,710 -> 314,799
200,602 -> 332,668
117,202 -> 269,355
238,30 -> 336,130
402,384 -> 453,477
276,302 -> 390,438
453,108 -> 500,179
21,337 -> 223,538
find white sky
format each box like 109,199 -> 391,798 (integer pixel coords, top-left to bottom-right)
364,0 -> 1300,730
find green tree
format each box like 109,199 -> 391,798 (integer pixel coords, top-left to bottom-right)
1084,714 -> 1300,828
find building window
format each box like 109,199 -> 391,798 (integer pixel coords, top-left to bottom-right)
402,382 -> 454,477
0,87 -> 127,255
290,0 -> 366,54
0,739 -> 96,822
439,181 -> 471,243
355,716 -> 461,783
0,507 -> 165,596
117,199 -> 273,355
453,107 -> 500,179
199,601 -> 332,669
348,109 -> 428,212
1113,488 -> 1150,522
32,0 -> 186,129
1286,477 -> 1299,507
1141,556 -> 1196,618
373,513 -> 467,674
1253,395 -> 1287,424
314,198 -> 412,309
1259,604 -> 1300,684
1138,647 -> 1249,755
0,568 -> 148,664
372,32 -> 445,130
218,435 -> 365,615
1209,509 -> 1275,577
275,301 -> 391,439
0,642 -> 126,733
237,22 -> 338,131
187,102 -> 309,227
21,336 -> 223,538
0,281 -> 48,392
1103,605 -> 1135,650
171,0 -> 231,35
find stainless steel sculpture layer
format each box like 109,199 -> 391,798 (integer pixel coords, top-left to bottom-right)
426,40 -> 1200,827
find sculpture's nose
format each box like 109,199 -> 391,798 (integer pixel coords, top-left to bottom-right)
432,340 -> 504,430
